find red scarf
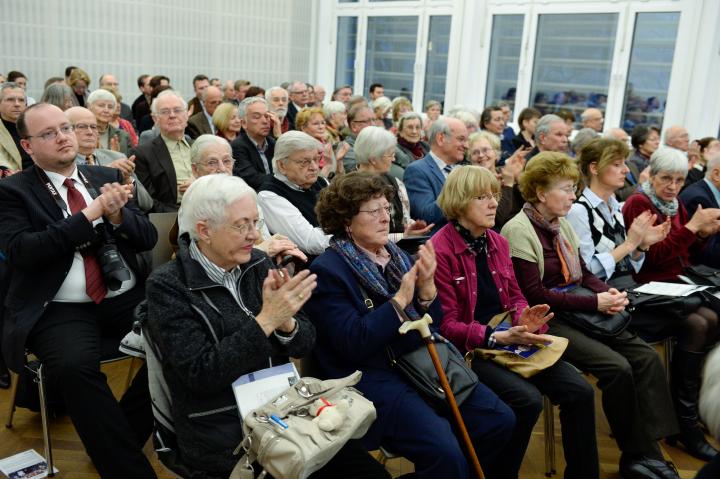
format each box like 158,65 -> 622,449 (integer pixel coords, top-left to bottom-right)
397,136 -> 425,160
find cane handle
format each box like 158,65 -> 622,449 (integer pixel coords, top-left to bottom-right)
398,314 -> 433,338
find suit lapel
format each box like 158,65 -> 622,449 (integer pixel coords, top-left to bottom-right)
424,155 -> 445,187
152,135 -> 178,201
26,166 -> 65,221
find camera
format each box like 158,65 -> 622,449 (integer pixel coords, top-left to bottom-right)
95,222 -> 132,291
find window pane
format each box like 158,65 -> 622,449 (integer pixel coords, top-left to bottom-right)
423,15 -> 451,108
485,15 -> 524,112
621,12 -> 680,132
335,17 -> 358,90
364,16 -> 418,100
530,13 -> 618,124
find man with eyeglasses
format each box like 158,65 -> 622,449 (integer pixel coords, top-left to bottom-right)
0,102 -> 158,478
133,90 -> 193,212
185,85 -> 223,139
0,82 -> 31,172
525,114 -> 570,162
286,80 -> 310,130
66,106 -> 153,212
339,104 -> 374,172
230,97 -> 276,190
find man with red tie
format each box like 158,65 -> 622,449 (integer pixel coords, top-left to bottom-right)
0,103 -> 158,478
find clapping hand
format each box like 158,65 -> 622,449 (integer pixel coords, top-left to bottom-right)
517,304 -> 554,333
256,269 -> 317,336
404,219 -> 434,237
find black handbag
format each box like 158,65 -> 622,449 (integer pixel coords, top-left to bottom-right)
683,264 -> 720,287
608,274 -> 703,317
555,285 -> 631,339
357,285 -> 479,409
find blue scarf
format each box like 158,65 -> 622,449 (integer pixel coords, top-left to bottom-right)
329,237 -> 420,319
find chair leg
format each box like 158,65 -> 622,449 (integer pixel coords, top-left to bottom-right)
543,396 -> 556,477
4,371 -> 19,428
36,364 -> 55,477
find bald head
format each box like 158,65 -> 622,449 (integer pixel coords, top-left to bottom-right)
605,127 -> 629,143
201,86 -> 223,115
665,125 -> 689,152
581,108 -> 603,132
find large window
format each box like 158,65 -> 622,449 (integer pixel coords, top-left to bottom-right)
621,12 -> 680,132
485,15 -> 524,112
364,16 -> 419,100
335,17 -> 358,90
530,13 -> 618,123
422,15 -> 451,107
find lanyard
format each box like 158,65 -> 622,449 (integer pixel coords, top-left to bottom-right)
35,166 -> 100,216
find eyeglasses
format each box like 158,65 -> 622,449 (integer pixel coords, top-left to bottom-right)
289,157 -> 320,168
74,123 -> 99,132
470,147 -> 496,157
474,193 -> 501,203
654,175 -> 685,187
26,125 -> 74,142
351,118 -> 373,125
226,219 -> 264,235
155,107 -> 187,117
554,185 -> 578,195
381,151 -> 396,161
358,205 -> 392,218
201,158 -> 234,169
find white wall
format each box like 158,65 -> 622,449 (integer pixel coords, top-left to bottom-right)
1,0 -> 315,104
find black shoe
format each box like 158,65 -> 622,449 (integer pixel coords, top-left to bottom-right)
666,429 -> 719,461
619,454 -> 679,479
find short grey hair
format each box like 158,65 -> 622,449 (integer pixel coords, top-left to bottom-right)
190,134 -> 232,165
370,96 -> 392,115
287,81 -> 305,94
238,96 -> 268,119
706,150 -> 720,179
178,174 -> 256,241
87,89 -> 116,108
470,130 -> 500,153
571,128 -> 600,154
151,90 -> 187,114
354,126 -> 396,165
449,110 -> 479,130
397,111 -> 423,132
264,86 -> 287,101
323,101 -> 346,121
272,130 -> 321,170
428,118 -> 453,146
535,114 -> 564,143
649,147 -> 688,177
41,83 -> 75,108
0,82 -> 24,100
700,346 -> 720,439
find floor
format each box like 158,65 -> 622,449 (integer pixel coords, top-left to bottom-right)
0,359 -> 713,478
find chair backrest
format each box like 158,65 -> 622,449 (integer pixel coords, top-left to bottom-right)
149,212 -> 178,270
141,320 -> 175,433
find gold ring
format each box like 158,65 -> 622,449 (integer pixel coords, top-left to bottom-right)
297,293 -> 304,300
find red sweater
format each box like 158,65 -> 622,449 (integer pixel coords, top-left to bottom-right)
622,191 -> 704,282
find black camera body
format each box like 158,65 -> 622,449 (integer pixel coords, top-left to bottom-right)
94,222 -> 132,291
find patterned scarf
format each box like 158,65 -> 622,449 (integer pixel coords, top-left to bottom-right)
329,237 -> 420,319
640,181 -> 679,217
453,220 -> 488,254
397,136 -> 426,160
522,202 -> 582,286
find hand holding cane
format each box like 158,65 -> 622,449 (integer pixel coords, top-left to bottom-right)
397,310 -> 486,479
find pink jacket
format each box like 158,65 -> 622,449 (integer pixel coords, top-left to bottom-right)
432,223 -> 547,352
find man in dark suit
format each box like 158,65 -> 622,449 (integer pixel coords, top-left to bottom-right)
187,74 -> 209,117
185,85 -> 222,139
680,151 -> 720,268
231,97 -> 275,190
131,74 -> 152,127
133,90 -> 193,212
0,103 -> 158,478
403,117 -> 469,232
286,80 -> 310,131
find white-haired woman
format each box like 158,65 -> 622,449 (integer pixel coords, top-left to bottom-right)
395,112 -> 429,168
257,131 -> 332,258
623,147 -> 720,461
355,126 -> 433,242
370,96 -> 392,129
87,89 -> 131,155
146,174 -> 388,479
323,100 -> 347,147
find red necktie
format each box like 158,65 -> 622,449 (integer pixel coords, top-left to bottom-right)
63,178 -> 107,304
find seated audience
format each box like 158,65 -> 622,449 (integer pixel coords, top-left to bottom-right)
265,86 -> 290,134
87,89 -> 131,155
105,89 -> 139,147
0,103 -> 157,478
257,131 -> 330,257
394,112 -> 429,169
331,85 -> 353,105
570,128 -> 599,156
628,125 -> 661,174
423,99 -> 442,133
580,108 -> 604,133
404,117 -> 469,231
686,137 -> 720,187
502,152 -> 682,478
510,107 -> 540,152
186,85 -> 223,139
622,147 -> 720,461
479,106 -> 505,140
230,97 -> 275,190
370,96 -> 392,129
68,67 -> 91,107
305,172 -> 515,478
391,96 -> 413,131
339,104 -> 374,172
296,106 -> 345,178
211,102 -> 241,142
526,114 -> 569,161
433,165 -> 598,479
450,108 -> 480,134
41,82 -> 76,111
680,149 -> 720,268
286,80 -> 309,130
186,74 -> 209,117
131,74 -> 152,128
0,82 -> 32,171
145,174 -> 387,479
323,100 -> 347,147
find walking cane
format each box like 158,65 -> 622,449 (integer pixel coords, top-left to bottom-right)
398,310 -> 486,479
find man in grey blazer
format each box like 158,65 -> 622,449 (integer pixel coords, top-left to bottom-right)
66,106 -> 153,212
185,85 -> 222,139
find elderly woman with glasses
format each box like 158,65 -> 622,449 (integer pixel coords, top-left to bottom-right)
296,107 -> 346,179
622,147 -> 720,461
502,152 -> 682,478
87,89 -> 131,155
394,112 -> 429,168
432,165 -> 597,479
257,131 -> 331,258
305,171 -> 515,479
146,174 -> 387,479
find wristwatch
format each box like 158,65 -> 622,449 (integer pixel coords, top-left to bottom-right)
487,332 -> 497,349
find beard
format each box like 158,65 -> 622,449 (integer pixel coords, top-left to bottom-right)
273,107 -> 288,118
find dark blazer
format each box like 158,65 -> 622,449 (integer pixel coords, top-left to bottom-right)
679,179 -> 720,268
0,165 -> 158,372
286,102 -> 299,131
402,152 -> 447,230
133,135 -> 189,212
231,129 -> 275,191
304,247 -> 443,446
184,111 -> 213,140
131,94 -> 150,127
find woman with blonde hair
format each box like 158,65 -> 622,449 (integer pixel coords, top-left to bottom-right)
212,103 -> 242,142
